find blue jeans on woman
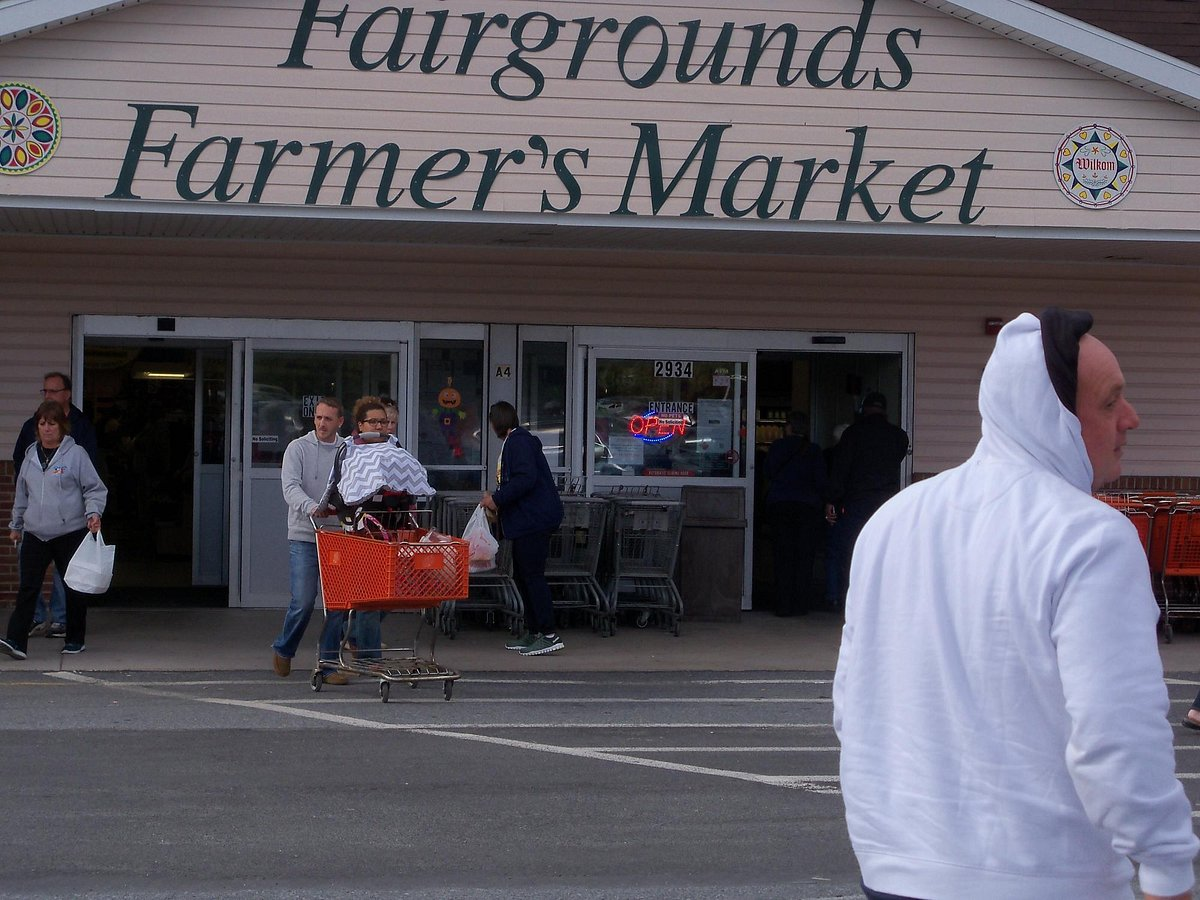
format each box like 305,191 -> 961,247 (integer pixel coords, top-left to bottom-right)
271,540 -> 341,663
30,569 -> 67,628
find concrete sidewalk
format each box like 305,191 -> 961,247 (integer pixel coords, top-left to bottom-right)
2,606 -> 1198,675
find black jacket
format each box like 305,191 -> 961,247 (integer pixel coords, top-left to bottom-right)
826,413 -> 909,512
492,427 -> 563,540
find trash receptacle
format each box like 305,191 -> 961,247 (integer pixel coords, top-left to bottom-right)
679,486 -> 747,622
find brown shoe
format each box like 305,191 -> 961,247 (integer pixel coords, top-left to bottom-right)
272,653 -> 291,678
322,671 -> 353,686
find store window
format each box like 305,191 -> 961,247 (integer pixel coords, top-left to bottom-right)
593,357 -> 747,478
521,340 -> 568,470
250,351 -> 393,467
418,338 -> 485,490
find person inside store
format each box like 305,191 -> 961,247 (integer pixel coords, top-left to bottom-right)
322,396 -> 435,666
270,397 -> 347,682
481,400 -> 565,657
763,410 -> 826,617
11,371 -> 99,640
2,400 -> 107,659
824,392 -> 909,607
834,309 -> 1196,900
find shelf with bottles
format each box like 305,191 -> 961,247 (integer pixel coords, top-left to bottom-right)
755,407 -> 789,445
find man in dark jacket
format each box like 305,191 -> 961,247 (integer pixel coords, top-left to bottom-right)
482,401 -> 565,656
13,372 -> 98,468
11,371 -> 99,638
824,392 -> 909,606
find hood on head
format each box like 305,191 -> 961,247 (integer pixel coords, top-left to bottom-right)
977,312 -> 1093,492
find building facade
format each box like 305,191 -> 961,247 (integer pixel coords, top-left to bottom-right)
2,0 -> 1198,608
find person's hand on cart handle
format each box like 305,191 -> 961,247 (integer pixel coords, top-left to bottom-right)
481,493 -> 497,512
86,514 -> 101,534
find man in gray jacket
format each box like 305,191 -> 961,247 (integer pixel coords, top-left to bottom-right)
270,397 -> 346,680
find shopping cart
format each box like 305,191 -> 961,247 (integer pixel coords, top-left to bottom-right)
544,496 -> 611,635
604,498 -> 685,636
1159,498 -> 1200,643
312,509 -> 469,701
433,493 -> 523,638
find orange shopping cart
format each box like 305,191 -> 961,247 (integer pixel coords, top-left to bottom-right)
312,510 -> 469,701
1159,499 -> 1200,644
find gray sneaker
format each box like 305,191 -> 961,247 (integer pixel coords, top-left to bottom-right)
0,638 -> 27,660
505,632 -> 537,652
47,623 -> 66,638
28,621 -> 47,637
519,634 -> 565,656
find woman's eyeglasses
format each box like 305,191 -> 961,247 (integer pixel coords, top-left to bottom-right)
362,418 -> 389,427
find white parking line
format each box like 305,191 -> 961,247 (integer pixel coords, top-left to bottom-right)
253,695 -> 832,705
576,746 -> 839,753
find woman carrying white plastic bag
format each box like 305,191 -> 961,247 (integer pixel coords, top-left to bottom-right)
66,530 -> 115,595
1,401 -> 107,660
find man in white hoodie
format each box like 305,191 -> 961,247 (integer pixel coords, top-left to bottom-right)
834,309 -> 1197,900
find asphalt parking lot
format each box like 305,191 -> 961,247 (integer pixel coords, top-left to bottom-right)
4,667 -> 1200,899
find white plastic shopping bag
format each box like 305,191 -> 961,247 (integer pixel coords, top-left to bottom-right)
462,504 -> 499,573
64,530 -> 116,594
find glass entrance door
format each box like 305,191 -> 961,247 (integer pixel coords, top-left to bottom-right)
239,341 -> 401,608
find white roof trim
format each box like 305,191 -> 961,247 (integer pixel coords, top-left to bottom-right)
912,0 -> 1200,111
2,0 -> 1200,110
0,0 -> 152,44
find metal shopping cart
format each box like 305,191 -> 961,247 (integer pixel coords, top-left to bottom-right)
544,495 -> 611,635
1159,498 -> 1200,642
312,509 -> 469,701
604,498 -> 685,636
433,493 -> 523,638
1097,491 -> 1199,642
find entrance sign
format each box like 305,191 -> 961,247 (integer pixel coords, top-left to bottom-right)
1055,124 -> 1136,209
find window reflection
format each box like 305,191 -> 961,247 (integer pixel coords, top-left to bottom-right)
521,341 -> 567,469
418,339 -> 484,475
594,358 -> 745,478
250,352 -> 392,467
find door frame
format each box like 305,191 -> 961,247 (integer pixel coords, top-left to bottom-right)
239,336 -> 406,608
75,316 -> 413,607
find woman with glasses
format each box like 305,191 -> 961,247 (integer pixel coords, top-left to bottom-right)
319,396 -> 434,674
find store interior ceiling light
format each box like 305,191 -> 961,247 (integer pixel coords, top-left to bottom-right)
135,370 -> 191,380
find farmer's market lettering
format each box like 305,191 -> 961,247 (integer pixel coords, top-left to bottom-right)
104,104 -> 991,225
279,0 -> 922,101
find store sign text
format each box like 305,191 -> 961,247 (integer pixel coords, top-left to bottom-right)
106,107 -> 991,224
100,1 -> 995,224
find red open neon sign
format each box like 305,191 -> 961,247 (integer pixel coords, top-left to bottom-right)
629,411 -> 688,444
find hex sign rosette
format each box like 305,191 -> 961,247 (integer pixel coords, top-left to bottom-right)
1055,124 -> 1136,209
0,83 -> 61,175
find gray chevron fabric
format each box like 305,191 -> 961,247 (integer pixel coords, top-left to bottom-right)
335,441 -> 435,504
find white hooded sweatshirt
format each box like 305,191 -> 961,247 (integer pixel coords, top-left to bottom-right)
833,313 -> 1197,899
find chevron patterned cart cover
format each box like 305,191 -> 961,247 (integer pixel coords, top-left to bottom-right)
334,442 -> 436,504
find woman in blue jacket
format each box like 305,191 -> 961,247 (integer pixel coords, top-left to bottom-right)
482,401 -> 564,656
3,400 -> 107,659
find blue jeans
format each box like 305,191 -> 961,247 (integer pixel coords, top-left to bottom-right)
271,540 -> 341,663
26,551 -> 67,626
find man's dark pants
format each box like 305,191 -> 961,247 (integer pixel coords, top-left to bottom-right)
6,529 -> 90,652
511,531 -> 554,634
